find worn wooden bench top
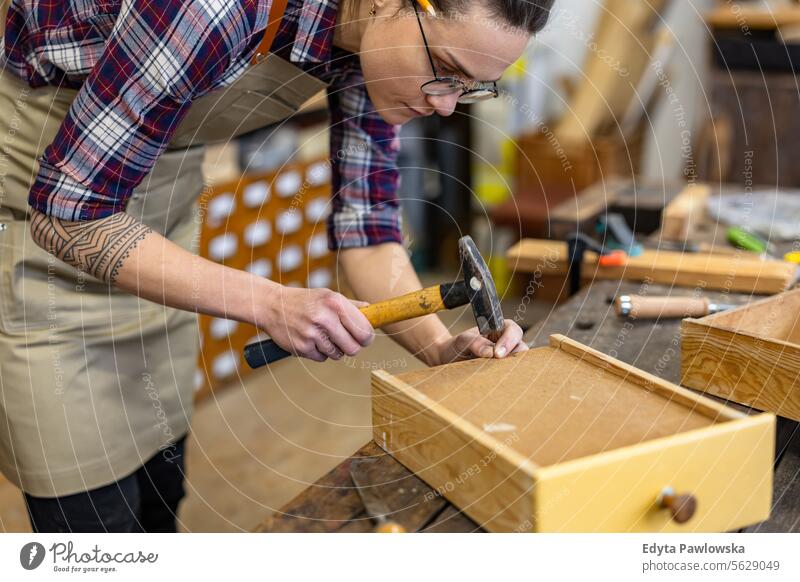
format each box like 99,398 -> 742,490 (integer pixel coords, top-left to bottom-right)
255,278 -> 799,533
256,193 -> 800,534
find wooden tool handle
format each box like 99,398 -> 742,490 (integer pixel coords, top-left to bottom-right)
659,489 -> 698,524
360,284 -> 448,328
615,295 -> 711,319
244,283 -> 467,368
374,521 -> 407,533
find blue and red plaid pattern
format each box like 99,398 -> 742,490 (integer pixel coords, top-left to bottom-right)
2,0 -> 402,249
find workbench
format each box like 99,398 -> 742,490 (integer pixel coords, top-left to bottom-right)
256,200 -> 800,533
254,277 -> 799,533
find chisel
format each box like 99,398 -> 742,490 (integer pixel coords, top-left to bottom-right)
615,294 -> 735,319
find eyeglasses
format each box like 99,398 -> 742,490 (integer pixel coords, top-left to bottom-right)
412,3 -> 499,104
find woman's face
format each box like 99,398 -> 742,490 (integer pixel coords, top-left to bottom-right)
359,1 -> 530,125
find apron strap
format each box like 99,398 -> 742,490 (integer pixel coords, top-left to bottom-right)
251,0 -> 290,65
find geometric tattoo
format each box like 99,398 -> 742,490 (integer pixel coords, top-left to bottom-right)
30,210 -> 154,284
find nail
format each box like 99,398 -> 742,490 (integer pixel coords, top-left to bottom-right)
495,345 -> 507,358
480,347 -> 493,358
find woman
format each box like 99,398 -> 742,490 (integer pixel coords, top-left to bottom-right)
0,0 -> 553,532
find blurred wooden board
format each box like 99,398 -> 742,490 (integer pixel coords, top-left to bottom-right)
706,5 -> 800,30
660,183 -> 711,242
507,238 -> 797,295
548,178 -> 693,240
555,0 -> 669,144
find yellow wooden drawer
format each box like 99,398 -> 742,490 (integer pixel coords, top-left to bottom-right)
372,334 -> 774,532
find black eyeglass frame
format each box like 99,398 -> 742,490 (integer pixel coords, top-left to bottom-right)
412,3 -> 499,104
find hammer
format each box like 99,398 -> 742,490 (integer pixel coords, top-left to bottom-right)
243,235 -> 505,368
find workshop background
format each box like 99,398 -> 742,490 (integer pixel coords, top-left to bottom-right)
2,0 -> 800,532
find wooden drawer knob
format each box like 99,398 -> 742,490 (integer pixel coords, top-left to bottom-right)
658,487 -> 697,524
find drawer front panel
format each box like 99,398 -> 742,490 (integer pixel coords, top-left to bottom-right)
533,414 -> 775,532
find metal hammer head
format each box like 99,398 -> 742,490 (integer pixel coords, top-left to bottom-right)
458,236 -> 505,343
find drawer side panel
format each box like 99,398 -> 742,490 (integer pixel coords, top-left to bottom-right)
681,319 -> 800,421
372,373 -> 535,532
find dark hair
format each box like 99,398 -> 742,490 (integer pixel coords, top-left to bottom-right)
430,0 -> 555,34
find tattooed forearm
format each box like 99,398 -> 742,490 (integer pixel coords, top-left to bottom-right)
30,210 -> 153,284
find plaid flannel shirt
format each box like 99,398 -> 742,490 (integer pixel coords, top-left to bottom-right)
2,0 -> 403,249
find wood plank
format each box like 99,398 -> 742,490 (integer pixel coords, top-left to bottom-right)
548,179 -> 621,232
660,183 -> 712,242
507,238 -> 797,294
545,177 -> 674,241
555,0 -> 669,144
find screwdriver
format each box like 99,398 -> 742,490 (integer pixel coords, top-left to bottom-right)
726,227 -> 776,256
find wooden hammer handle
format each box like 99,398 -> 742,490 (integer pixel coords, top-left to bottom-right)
244,284 -> 462,368
359,284 -> 447,328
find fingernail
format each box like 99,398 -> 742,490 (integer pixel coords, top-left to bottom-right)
480,347 -> 493,358
495,345 -> 507,358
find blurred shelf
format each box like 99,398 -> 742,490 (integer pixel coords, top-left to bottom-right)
706,5 -> 800,30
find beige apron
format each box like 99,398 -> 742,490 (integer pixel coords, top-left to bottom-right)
0,19 -> 327,496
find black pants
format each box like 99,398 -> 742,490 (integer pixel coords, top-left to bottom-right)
24,436 -> 187,533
